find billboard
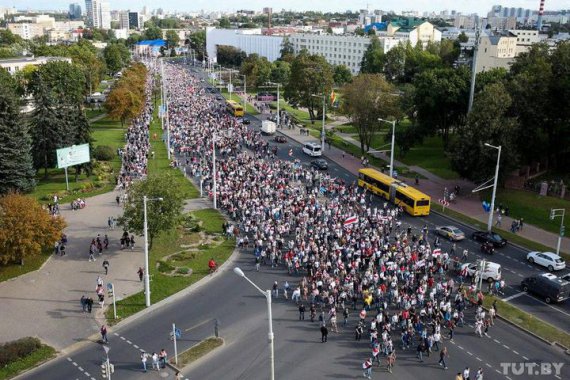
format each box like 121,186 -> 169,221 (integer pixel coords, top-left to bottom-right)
56,144 -> 90,169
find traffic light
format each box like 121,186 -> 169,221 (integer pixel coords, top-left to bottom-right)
561,226 -> 566,237
550,209 -> 555,221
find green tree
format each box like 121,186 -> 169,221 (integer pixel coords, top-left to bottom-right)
188,30 -> 206,61
28,61 -> 86,176
342,74 -> 401,153
240,54 -> 272,88
403,43 -> 443,82
0,69 -> 35,194
413,66 -> 470,147
270,60 -> 291,85
360,36 -> 385,74
216,45 -> 247,67
333,64 -> 352,86
103,43 -> 123,74
457,32 -> 469,43
354,27 -> 365,36
219,17 -> 231,28
119,172 -> 185,248
284,51 -> 334,122
384,44 -> 406,82
143,26 -> 163,40
279,37 -> 295,62
450,83 -> 519,182
165,30 -> 180,48
0,29 -> 21,46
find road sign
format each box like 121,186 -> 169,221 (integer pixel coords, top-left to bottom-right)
103,345 -> 110,354
169,328 -> 181,339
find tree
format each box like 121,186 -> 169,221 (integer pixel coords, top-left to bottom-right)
342,74 -> 401,153
333,64 -> 353,86
270,60 -> 291,85
360,36 -> 385,74
384,44 -> 406,82
103,43 -> 123,74
105,63 -> 147,126
165,30 -> 180,48
219,18 -> 231,29
216,45 -> 247,67
457,32 -> 469,43
143,26 -> 163,41
0,193 -> 66,265
387,122 -> 424,157
450,83 -> 519,182
0,29 -> 20,46
240,54 -> 272,88
413,66 -> 470,147
0,69 -> 35,194
285,51 -> 334,122
28,61 -> 86,176
188,30 -> 206,61
279,37 -> 295,62
119,173 -> 184,248
354,27 -> 365,36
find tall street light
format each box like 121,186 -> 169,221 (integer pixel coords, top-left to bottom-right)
143,195 -> 163,307
239,74 -> 247,113
233,267 -> 274,380
484,143 -> 502,232
266,82 -> 281,127
378,118 -> 396,178
310,93 -> 326,151
212,132 -> 217,209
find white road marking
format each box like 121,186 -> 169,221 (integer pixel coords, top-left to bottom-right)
485,363 -> 492,368
523,356 -> 529,360
120,336 -> 126,341
73,362 -> 78,367
126,340 -> 132,344
476,357 -> 482,362
113,333 -> 119,336
503,344 -> 510,350
77,366 -> 83,372
512,350 -> 519,355
496,369 -> 502,374
517,273 -> 524,277
506,376 -> 513,380
502,292 -> 525,302
84,372 -> 90,377
134,344 -> 139,349
493,339 -> 501,344
467,351 -> 474,356
67,357 -> 73,362
457,345 -> 464,350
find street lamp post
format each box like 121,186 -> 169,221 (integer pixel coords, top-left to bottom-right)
233,267 -> 274,380
143,195 -> 163,307
239,74 -> 247,113
485,143 -> 502,232
266,82 -> 280,127
378,118 -> 396,178
212,132 -> 217,209
550,208 -> 566,256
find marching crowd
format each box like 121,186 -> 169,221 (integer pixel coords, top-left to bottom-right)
157,61 -> 491,379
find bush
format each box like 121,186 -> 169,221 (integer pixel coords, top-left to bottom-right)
157,260 -> 174,273
93,145 -> 115,161
0,337 -> 42,367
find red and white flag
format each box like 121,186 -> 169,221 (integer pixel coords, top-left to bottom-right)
344,215 -> 358,227
432,248 -> 442,257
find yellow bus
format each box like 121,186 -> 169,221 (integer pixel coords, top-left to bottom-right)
358,168 -> 431,216
226,100 -> 245,117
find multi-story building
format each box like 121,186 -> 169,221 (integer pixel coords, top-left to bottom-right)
7,23 -> 45,40
475,32 -> 517,73
119,11 -> 130,30
487,16 -> 517,31
206,27 -> 284,63
375,18 -> 442,49
0,56 -> 72,75
99,1 -> 111,30
69,3 -> 82,20
453,15 -> 479,29
508,29 -> 540,55
128,11 -> 140,29
85,0 -> 111,29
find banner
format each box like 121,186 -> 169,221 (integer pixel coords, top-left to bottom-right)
56,144 -> 90,169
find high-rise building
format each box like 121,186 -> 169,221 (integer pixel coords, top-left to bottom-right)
119,10 -> 129,29
69,3 -> 82,20
85,0 -> 111,29
128,11 -> 140,29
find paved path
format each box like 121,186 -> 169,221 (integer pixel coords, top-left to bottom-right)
244,100 -> 569,254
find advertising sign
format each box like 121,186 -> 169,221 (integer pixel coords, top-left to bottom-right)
56,144 -> 90,169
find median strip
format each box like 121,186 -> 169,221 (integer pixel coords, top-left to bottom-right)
171,337 -> 223,368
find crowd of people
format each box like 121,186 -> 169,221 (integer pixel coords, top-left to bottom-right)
159,61 -> 492,379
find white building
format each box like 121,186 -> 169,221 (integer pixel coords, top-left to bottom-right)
206,27 -> 284,63
85,0 -> 111,29
475,33 -> 517,73
508,29 -> 540,55
7,23 -> 45,40
0,56 -> 72,75
119,10 -> 130,30
99,1 -> 111,30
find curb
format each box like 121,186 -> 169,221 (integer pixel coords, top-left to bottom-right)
167,337 -> 225,373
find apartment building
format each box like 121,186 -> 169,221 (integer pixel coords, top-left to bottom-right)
475,32 -> 517,73
0,56 -> 72,74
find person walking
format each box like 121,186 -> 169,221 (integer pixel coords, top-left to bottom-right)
362,357 -> 373,379
463,367 -> 471,380
100,325 -> 108,343
138,267 -> 144,281
103,234 -> 109,249
159,349 -> 167,369
475,368 -> 484,380
298,303 -> 306,320
320,325 -> 328,343
102,260 -> 110,275
416,342 -> 425,362
438,346 -> 449,369
80,295 -> 87,313
86,297 -> 93,313
151,352 -> 160,370
141,351 -> 148,372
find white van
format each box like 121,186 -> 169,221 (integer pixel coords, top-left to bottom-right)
461,261 -> 502,282
302,142 -> 322,157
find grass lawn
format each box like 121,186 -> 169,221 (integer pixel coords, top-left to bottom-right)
220,91 -> 259,115
85,108 -> 105,120
174,337 -> 223,366
0,252 -> 51,283
479,189 -> 570,235
396,136 -> 459,180
483,295 -> 570,348
106,208 -> 235,324
0,344 -> 56,380
334,124 -> 358,134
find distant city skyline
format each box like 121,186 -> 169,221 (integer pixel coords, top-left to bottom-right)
4,0 -> 569,15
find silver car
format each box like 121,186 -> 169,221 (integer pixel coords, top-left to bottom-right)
435,225 -> 465,241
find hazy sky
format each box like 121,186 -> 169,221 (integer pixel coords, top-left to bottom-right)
5,0 -> 568,16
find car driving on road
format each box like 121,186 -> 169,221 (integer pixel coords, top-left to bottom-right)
311,159 -> 328,170
526,251 -> 566,272
461,261 -> 502,282
435,225 -> 465,241
521,273 -> 570,303
471,231 -> 507,247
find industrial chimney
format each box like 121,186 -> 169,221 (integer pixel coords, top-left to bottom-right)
537,0 -> 545,31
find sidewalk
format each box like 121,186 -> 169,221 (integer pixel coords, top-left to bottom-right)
248,102 -> 569,255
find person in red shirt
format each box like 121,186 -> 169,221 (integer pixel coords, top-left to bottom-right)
208,258 -> 217,273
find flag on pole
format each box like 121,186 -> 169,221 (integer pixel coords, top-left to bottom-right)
344,215 -> 358,227
330,89 -> 337,106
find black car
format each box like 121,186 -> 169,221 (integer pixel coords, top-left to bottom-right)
274,136 -> 286,143
471,231 -> 507,247
242,118 -> 251,125
311,159 -> 328,170
521,274 -> 570,303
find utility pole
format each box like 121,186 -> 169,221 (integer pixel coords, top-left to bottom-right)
468,21 -> 481,113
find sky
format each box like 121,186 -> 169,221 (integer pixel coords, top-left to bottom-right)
4,0 -> 568,16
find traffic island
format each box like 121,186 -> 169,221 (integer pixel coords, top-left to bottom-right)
170,337 -> 224,369
0,338 -> 56,380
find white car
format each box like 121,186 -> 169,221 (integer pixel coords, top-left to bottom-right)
526,251 -> 566,272
435,225 -> 465,241
461,262 -> 502,282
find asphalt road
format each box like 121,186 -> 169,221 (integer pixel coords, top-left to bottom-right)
20,63 -> 569,380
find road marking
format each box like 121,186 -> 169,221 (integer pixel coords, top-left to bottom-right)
503,344 -> 510,350
184,318 -> 213,332
73,362 -> 78,367
502,292 -> 525,302
467,351 -> 473,356
523,356 -> 529,360
506,255 -> 512,259
506,377 -> 513,380
517,273 -> 523,277
126,340 -> 132,344
512,350 -> 519,355
495,369 -> 502,374
84,372 -> 90,377
457,345 -> 464,350
113,333 -> 119,336
485,363 -> 492,368
67,357 -> 73,362
476,357 -> 482,362
77,366 -> 83,372
120,336 -> 126,341
493,339 -> 501,344
555,375 -> 561,379
134,344 -> 139,349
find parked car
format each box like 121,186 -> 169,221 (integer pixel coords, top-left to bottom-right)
435,225 -> 465,241
274,136 -> 287,143
311,159 -> 328,170
461,261 -> 502,282
521,273 -> 570,303
560,273 -> 570,282
526,251 -> 566,272
471,231 -> 507,247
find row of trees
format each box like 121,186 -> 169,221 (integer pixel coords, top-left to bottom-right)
105,63 -> 149,126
